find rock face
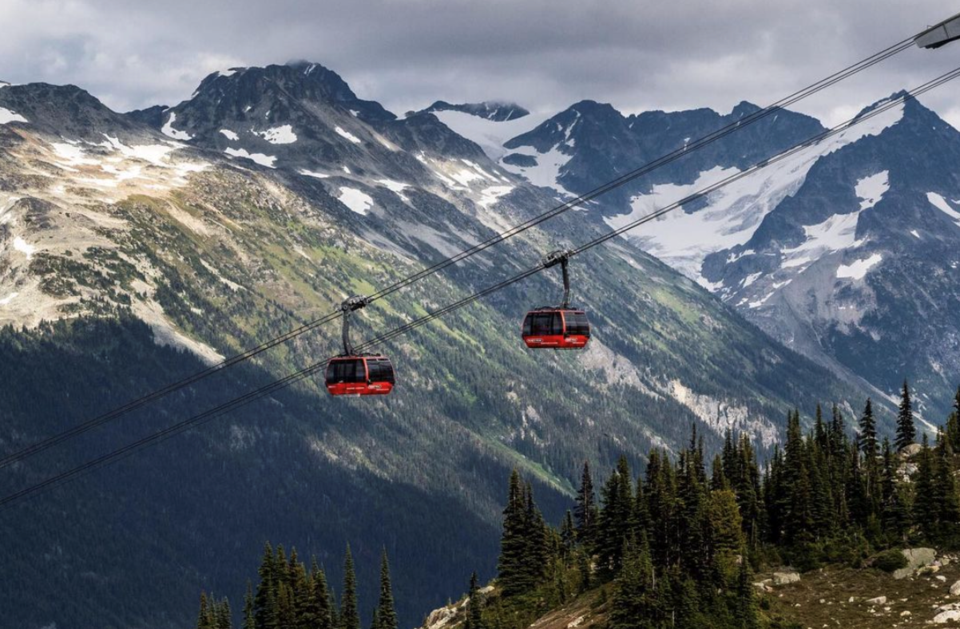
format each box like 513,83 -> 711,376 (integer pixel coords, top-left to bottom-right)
894,548 -> 937,579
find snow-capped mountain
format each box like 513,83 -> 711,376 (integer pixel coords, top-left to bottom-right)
445,90 -> 960,416
0,62 -> 867,629
699,93 -> 960,412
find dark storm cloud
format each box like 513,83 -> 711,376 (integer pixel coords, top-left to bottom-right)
1,0 -> 959,126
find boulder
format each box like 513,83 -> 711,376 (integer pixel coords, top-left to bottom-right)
952,580 -> 960,596
773,571 -> 800,585
893,548 -> 937,580
902,443 -> 923,457
934,610 -> 960,624
866,596 -> 887,605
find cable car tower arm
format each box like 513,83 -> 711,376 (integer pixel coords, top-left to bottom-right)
340,296 -> 368,356
542,250 -> 575,309
916,13 -> 960,49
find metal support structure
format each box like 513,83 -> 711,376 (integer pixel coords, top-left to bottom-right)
542,250 -> 574,309
916,13 -> 960,49
340,296 -> 368,355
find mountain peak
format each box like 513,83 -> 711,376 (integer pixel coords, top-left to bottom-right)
850,89 -> 942,129
731,100 -> 762,117
0,82 -> 142,139
422,100 -> 530,121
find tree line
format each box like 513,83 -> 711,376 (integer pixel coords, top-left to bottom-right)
195,544 -> 398,629
196,380 -> 960,629
481,381 -> 960,629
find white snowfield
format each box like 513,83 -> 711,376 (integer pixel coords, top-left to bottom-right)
255,124 -> 297,144
611,102 -> 905,287
780,211 -> 864,270
0,107 -> 27,125
219,129 -> 239,141
499,144 -> 573,196
337,187 -> 374,215
224,147 -> 276,168
431,109 -> 547,160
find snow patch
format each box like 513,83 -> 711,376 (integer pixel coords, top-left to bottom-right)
837,253 -> 883,280
855,171 -> 889,210
255,124 -> 297,144
161,113 -> 193,141
0,292 -> 18,306
0,107 -> 27,125
479,185 -> 514,207
298,169 -> 329,179
219,129 -> 239,141
780,211 -> 863,269
224,147 -> 276,168
928,192 -> 960,226
13,237 -> 36,259
376,179 -> 411,202
499,145 -> 572,196
337,187 -> 374,215
334,126 -> 362,144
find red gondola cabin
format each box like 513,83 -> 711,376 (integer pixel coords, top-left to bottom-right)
325,355 -> 395,396
521,308 -> 591,349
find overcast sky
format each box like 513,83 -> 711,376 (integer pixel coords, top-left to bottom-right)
2,0 -> 960,127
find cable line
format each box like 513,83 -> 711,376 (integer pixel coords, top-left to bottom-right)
0,22 -> 936,469
6,66 -> 956,511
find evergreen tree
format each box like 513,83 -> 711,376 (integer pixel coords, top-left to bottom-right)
711,454 -> 730,491
950,386 -> 960,452
340,546 -> 361,629
255,542 -> 280,629
597,456 -> 634,573
498,470 -> 536,595
914,435 -> 939,541
215,598 -> 232,629
574,461 -> 598,548
733,559 -> 759,629
880,439 -> 909,543
560,510 -> 576,556
645,449 -> 677,568
859,399 -> 878,459
242,582 -> 255,629
896,380 -> 916,452
197,592 -> 213,629
783,411 -> 814,547
464,572 -> 486,629
312,560 -> 335,629
935,432 -> 960,541
376,549 -> 398,629
610,535 -> 657,629
524,482 -> 551,583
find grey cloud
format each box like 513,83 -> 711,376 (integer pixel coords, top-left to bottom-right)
0,0 -> 958,127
